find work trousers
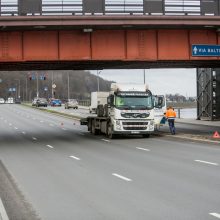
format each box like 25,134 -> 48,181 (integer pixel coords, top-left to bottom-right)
168,119 -> 175,135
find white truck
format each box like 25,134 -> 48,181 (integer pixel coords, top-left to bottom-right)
81,83 -> 161,138
89,92 -> 109,114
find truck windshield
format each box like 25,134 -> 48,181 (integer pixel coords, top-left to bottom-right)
115,95 -> 153,110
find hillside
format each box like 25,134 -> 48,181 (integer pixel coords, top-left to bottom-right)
0,70 -> 113,101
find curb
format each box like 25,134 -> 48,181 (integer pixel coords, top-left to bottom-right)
0,198 -> 9,220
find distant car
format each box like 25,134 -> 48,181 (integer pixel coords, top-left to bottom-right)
50,99 -> 62,107
0,98 -> 5,104
32,98 -> 48,107
7,97 -> 14,104
65,99 -> 78,109
15,98 -> 21,104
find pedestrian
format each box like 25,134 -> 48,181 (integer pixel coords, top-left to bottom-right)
165,106 -> 176,135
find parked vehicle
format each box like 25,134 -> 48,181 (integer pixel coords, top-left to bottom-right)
7,97 -> 14,104
32,98 -> 48,107
50,99 -> 62,107
15,98 -> 21,104
81,83 -> 164,139
0,98 -> 5,104
89,92 -> 109,113
65,99 -> 78,109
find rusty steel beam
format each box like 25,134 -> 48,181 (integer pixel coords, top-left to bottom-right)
0,16 -> 220,29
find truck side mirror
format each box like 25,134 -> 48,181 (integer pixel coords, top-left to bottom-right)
107,95 -> 114,107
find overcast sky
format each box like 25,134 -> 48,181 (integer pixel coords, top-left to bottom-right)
91,69 -> 196,97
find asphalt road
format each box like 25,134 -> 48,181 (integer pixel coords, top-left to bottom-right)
0,104 -> 219,220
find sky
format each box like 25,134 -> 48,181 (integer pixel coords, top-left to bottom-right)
91,69 -> 197,97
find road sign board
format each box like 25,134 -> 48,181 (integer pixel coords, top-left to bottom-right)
52,84 -> 56,89
192,44 -> 220,57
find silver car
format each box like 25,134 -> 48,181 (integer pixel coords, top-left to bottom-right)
65,99 -> 78,109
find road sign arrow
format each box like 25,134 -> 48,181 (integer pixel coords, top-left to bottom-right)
193,46 -> 198,55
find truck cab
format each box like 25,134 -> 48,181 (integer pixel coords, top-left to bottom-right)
105,83 -> 155,138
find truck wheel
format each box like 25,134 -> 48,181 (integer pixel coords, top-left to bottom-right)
92,120 -> 98,135
142,134 -> 150,138
107,123 -> 115,139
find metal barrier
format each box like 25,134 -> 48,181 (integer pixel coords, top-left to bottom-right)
0,0 -> 219,16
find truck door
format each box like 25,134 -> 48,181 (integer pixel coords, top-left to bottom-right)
153,95 -> 166,126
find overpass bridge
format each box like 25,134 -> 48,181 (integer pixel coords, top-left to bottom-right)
0,0 -> 219,120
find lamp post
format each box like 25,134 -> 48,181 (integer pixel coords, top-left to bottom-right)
67,72 -> 70,100
97,70 -> 101,92
15,79 -> 21,99
143,69 -> 146,84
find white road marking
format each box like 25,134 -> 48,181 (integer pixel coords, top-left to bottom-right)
40,120 -> 44,123
9,123 -> 12,126
14,127 -> 18,130
195,160 -> 218,166
62,128 -> 67,130
112,173 -> 132,182
22,131 -> 26,135
49,124 -> 54,127
69,155 -> 81,161
32,137 -> 37,141
0,197 -> 9,220
46,145 -> 54,149
101,139 -> 110,142
136,147 -> 150,151
210,213 -> 220,219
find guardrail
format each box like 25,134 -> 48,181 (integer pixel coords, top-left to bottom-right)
0,0 -> 219,16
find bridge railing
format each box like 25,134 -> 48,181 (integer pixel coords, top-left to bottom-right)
0,0 -> 219,16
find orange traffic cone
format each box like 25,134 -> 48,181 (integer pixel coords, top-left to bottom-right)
213,131 -> 220,139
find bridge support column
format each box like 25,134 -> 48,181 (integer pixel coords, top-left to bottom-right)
197,68 -> 220,120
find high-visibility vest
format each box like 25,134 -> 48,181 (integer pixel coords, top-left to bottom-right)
165,109 -> 176,119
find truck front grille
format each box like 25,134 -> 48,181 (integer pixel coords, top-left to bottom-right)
122,121 -> 148,130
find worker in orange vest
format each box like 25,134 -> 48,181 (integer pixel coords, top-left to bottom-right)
165,106 -> 177,135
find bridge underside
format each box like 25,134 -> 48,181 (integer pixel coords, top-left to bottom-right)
1,60 -> 220,71
0,28 -> 220,70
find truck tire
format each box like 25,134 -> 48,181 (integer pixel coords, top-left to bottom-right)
142,134 -> 150,138
92,120 -> 98,135
107,122 -> 115,139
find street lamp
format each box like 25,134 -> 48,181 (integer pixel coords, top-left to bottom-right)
97,70 -> 101,92
14,79 -> 21,99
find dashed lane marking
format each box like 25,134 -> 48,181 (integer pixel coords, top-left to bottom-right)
14,127 -> 18,130
195,160 -> 218,166
136,147 -> 150,151
112,173 -> 132,182
46,145 -> 54,149
69,155 -> 81,161
22,131 -> 26,135
0,197 -> 9,220
210,213 -> 220,219
32,137 -> 37,141
101,139 -> 110,142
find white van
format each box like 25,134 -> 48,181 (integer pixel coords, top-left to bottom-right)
7,97 -> 14,104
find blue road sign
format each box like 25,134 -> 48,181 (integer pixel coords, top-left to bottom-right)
192,45 -> 220,56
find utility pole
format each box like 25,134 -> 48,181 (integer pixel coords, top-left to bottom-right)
97,70 -> 101,92
52,72 -> 54,98
36,72 -> 39,98
67,72 -> 70,100
25,78 -> 28,102
143,69 -> 146,84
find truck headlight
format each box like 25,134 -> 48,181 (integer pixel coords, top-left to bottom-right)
115,120 -> 121,130
149,120 -> 154,130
